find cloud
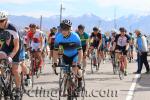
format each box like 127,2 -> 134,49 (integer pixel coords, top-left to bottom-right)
96,0 -> 150,12
12,11 -> 58,18
0,0 -> 50,4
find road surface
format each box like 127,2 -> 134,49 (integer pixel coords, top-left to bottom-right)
22,56 -> 150,100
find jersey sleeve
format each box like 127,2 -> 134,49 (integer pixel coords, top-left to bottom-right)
126,34 -> 130,43
85,33 -> 89,39
75,34 -> 82,50
90,33 -> 93,38
114,34 -> 119,43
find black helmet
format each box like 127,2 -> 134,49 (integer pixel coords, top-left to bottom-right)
129,32 -> 133,35
93,27 -> 99,31
119,27 -> 127,32
78,24 -> 85,30
29,24 -> 36,28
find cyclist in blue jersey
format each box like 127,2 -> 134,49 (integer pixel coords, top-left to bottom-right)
53,19 -> 83,90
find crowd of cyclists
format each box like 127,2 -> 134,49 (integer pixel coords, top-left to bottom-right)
0,11 -> 149,99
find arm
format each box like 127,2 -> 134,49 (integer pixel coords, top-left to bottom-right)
78,49 -> 83,64
125,35 -> 130,51
53,50 -> 59,64
48,34 -> 51,44
98,34 -> 102,48
53,36 -> 59,64
40,34 -> 43,50
9,37 -> 19,58
85,39 -> 89,53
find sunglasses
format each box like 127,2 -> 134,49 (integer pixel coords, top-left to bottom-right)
0,20 -> 5,23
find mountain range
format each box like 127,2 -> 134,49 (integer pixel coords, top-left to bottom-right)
9,13 -> 150,34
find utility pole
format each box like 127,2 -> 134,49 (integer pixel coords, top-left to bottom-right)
114,7 -> 117,29
40,15 -> 42,30
98,20 -> 101,28
60,0 -> 65,24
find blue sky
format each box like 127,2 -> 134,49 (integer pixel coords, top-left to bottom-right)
1,0 -> 150,20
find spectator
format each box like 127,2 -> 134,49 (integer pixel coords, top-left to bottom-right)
134,29 -> 150,74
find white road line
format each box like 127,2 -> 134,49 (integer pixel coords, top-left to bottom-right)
126,74 -> 141,100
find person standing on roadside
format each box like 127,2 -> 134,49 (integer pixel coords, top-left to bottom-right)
134,29 -> 150,74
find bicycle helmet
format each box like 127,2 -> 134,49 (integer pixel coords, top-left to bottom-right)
0,11 -> 8,20
29,24 -> 36,28
119,27 -> 127,32
78,24 -> 85,30
60,19 -> 72,30
93,26 -> 99,31
111,29 -> 118,34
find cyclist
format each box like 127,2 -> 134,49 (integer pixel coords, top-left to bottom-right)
76,24 -> 89,71
18,27 -> 32,86
128,32 -> 134,63
110,29 -> 118,51
0,11 -> 22,98
104,31 -> 111,62
53,19 -> 83,91
27,24 -> 43,74
88,27 -> 102,66
48,27 -> 57,61
109,29 -> 118,68
112,27 -> 130,76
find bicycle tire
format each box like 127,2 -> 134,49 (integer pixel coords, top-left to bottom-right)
81,73 -> 86,100
0,84 -> 2,100
31,59 -> 34,88
91,59 -> 93,74
59,75 -> 66,100
119,62 -> 124,80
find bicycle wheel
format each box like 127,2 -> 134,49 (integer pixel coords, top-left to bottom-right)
119,62 -> 124,80
67,75 -> 78,100
3,67 -> 14,100
96,57 -> 101,71
0,84 -> 2,100
90,59 -> 93,74
81,74 -> 85,100
35,58 -> 40,78
59,74 -> 67,100
67,84 -> 77,100
20,72 -> 25,100
113,59 -> 117,75
31,60 -> 34,88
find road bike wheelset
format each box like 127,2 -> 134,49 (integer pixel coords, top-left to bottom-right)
67,74 -> 78,100
96,57 -> 101,71
30,58 -> 34,88
80,68 -> 86,100
0,59 -> 15,100
112,57 -> 119,75
118,62 -> 125,80
90,58 -> 94,74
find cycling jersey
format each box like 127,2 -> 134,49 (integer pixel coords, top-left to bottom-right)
49,33 -> 55,44
110,36 -> 116,47
115,34 -> 130,47
0,23 -> 20,62
27,31 -> 42,51
48,33 -> 55,50
90,32 -> 102,48
129,35 -> 134,45
115,34 -> 130,55
77,32 -> 89,53
54,32 -> 82,57
77,32 -> 89,46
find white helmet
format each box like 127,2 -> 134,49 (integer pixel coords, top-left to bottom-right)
111,29 -> 119,34
0,11 -> 8,20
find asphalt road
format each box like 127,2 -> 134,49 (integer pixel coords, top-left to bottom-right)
22,55 -> 150,100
